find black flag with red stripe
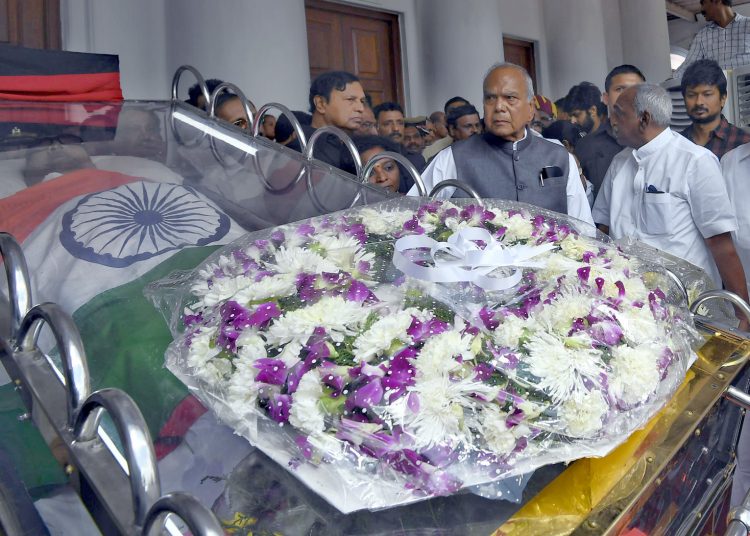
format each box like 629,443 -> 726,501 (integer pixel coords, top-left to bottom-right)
0,44 -> 122,102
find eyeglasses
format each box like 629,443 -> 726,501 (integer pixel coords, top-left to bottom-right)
232,118 -> 249,130
30,133 -> 84,148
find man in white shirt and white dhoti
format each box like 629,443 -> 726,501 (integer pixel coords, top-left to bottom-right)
592,83 -> 748,325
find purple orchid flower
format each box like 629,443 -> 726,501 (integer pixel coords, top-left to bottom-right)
382,349 -> 417,402
479,307 -> 500,330
407,316 -> 450,343
254,358 -> 288,385
649,292 -> 669,321
296,273 -> 322,303
577,266 -> 591,283
590,319 -> 624,346
294,435 -> 314,460
183,311 -> 203,327
402,216 -> 426,235
347,279 -> 378,304
297,223 -> 315,237
506,407 -> 525,428
582,251 -> 596,263
286,360 -> 312,394
270,230 -> 285,244
346,378 -> 384,410
268,393 -> 292,423
473,362 -> 495,382
417,201 -> 441,219
247,302 -> 281,328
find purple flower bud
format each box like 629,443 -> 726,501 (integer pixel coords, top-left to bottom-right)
582,251 -> 596,263
577,266 -> 591,282
595,277 -> 605,294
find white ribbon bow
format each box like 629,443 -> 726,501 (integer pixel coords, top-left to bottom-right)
392,227 -> 556,291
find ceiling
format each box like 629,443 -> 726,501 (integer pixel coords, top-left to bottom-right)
666,0 -> 750,21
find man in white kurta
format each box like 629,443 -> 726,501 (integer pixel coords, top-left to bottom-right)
592,84 -> 746,300
720,143 -> 750,291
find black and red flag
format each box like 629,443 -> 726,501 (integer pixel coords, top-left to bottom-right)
0,43 -> 122,102
0,44 -> 124,147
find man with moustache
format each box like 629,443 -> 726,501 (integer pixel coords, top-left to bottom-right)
575,64 -> 646,196
592,83 -> 748,321
287,70 -> 365,174
410,62 -> 593,226
680,59 -> 750,159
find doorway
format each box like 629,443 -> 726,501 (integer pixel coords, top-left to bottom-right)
503,36 -> 538,93
305,0 -> 404,107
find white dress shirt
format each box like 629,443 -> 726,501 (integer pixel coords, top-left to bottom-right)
408,136 -> 595,227
592,128 -> 737,285
720,143 -> 750,290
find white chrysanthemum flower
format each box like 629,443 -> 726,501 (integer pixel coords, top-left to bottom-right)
559,235 -> 596,261
610,344 -> 661,405
615,304 -> 662,343
493,315 -> 530,348
525,331 -> 603,403
604,249 -> 638,274
266,296 -> 371,345
313,234 -> 367,269
187,326 -> 221,369
536,291 -> 592,335
235,330 -> 267,362
353,309 -> 416,361
444,216 -> 479,232
230,274 -> 297,305
358,208 -> 413,235
537,252 -> 582,280
276,341 -> 303,369
225,363 -> 261,416
560,389 -> 608,437
481,406 -> 516,455
501,214 -> 534,241
416,329 -> 473,378
271,246 -> 339,275
393,375 -> 498,449
289,370 -> 326,436
195,356 -> 233,384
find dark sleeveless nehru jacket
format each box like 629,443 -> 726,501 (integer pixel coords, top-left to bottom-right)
451,129 -> 569,214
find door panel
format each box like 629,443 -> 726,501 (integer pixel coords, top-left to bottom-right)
503,36 -> 537,94
305,0 -> 403,107
0,0 -> 60,49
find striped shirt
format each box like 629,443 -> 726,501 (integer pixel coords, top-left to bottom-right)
675,14 -> 750,77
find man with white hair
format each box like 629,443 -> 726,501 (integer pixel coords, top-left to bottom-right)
410,62 -> 593,226
592,83 -> 748,317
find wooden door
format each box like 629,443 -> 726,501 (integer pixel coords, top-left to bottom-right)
503,36 -> 538,94
0,0 -> 61,49
305,0 -> 403,106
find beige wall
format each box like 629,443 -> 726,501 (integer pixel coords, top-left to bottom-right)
61,0 -> 675,110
